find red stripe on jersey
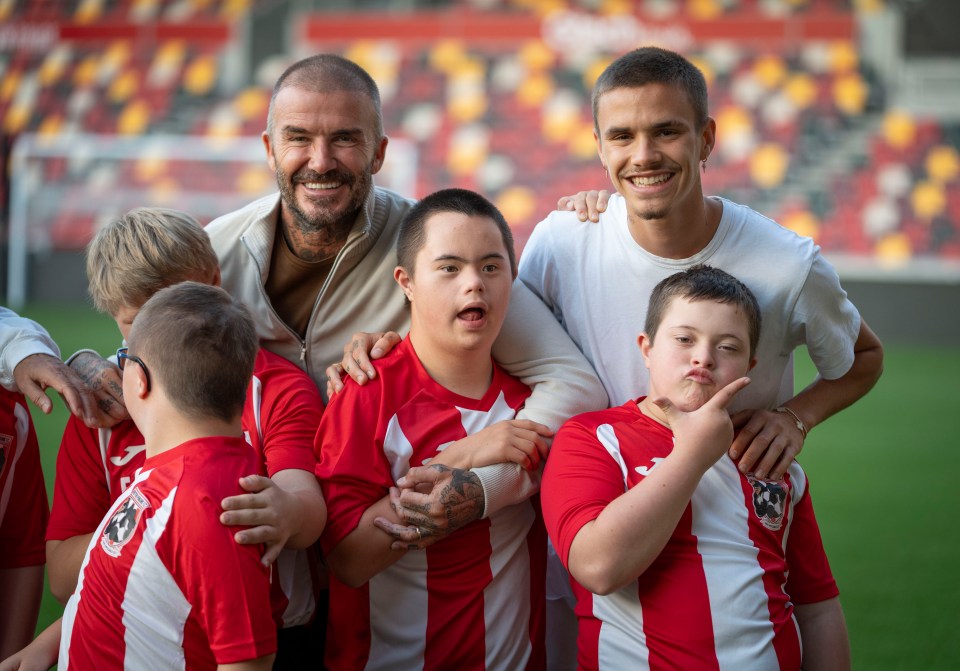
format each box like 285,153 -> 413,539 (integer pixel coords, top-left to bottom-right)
739,471 -> 802,669
0,391 -> 48,568
639,506 -> 721,671
424,518 -> 493,670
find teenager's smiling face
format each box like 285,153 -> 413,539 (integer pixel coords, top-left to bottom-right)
639,296 -> 755,414
396,212 -> 514,357
595,83 -> 714,225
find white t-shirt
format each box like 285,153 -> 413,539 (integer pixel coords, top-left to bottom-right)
519,194 -> 861,410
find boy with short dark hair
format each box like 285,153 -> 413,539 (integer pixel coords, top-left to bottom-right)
317,188 -> 551,670
542,265 -> 850,671
60,282 -> 277,670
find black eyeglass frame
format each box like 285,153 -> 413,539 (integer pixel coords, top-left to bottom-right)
117,347 -> 151,392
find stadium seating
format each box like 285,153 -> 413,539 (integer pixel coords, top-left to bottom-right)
1,0 -> 957,261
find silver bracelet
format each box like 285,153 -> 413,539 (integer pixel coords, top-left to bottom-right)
774,406 -> 808,439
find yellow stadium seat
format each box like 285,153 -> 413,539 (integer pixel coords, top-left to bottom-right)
833,73 -> 867,116
184,55 -> 218,96
925,145 -> 960,184
749,143 -> 789,189
495,186 -> 537,227
910,180 -> 946,220
75,0 -> 105,24
753,55 -> 787,90
827,41 -> 859,74
876,232 -> 913,265
881,110 -> 916,150
3,103 -> 29,134
233,87 -> 269,121
0,71 -> 20,103
688,0 -> 723,21
782,210 -> 821,240
117,99 -> 150,135
108,70 -> 140,104
784,73 -> 817,110
568,123 -> 599,160
518,41 -> 555,72
237,165 -> 274,196
517,72 -> 553,108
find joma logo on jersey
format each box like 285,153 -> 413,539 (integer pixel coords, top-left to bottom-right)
635,457 -> 665,476
101,487 -> 150,557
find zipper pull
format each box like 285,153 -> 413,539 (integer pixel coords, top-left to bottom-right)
300,341 -> 307,364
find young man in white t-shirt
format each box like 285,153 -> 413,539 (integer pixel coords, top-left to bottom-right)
524,45 -> 882,668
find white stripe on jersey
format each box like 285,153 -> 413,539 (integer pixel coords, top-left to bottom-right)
457,391 -> 516,434
367,550 -> 429,671
0,401 -> 29,523
250,375 -> 264,444
98,427 -> 113,497
384,414 -> 415,483
595,424 -> 629,489
60,467 -> 155,670
596,586 -> 651,670
122,486 -> 190,671
694,457 -> 779,671
485,502 -> 535,669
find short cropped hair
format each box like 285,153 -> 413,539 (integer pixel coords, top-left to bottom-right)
127,282 -> 257,423
86,208 -> 218,316
645,265 -> 761,356
592,47 -> 709,132
266,53 -> 383,139
397,188 -> 517,276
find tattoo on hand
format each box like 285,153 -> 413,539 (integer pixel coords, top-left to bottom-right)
437,467 -> 483,531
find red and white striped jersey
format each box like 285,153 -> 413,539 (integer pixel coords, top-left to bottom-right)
47,347 -> 323,627
542,400 -> 839,671
59,436 -> 277,670
0,388 -> 47,569
318,337 -> 547,671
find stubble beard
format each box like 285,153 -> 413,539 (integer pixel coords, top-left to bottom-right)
276,162 -> 374,249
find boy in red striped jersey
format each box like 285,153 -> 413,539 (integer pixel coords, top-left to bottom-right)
541,266 -> 850,671
60,281 -> 276,670
317,188 -> 552,670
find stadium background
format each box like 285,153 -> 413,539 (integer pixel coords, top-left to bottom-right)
2,0 -> 958,668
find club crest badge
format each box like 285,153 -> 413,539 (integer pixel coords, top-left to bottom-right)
101,487 -> 150,557
747,475 -> 788,531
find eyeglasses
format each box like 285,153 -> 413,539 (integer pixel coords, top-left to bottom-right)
117,347 -> 151,392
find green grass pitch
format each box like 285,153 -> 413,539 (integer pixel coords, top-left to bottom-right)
16,301 -> 960,670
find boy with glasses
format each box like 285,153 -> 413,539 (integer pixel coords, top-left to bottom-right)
59,282 -> 277,670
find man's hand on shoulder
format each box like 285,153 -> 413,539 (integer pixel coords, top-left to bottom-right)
556,189 -> 611,223
220,475 -> 303,566
67,351 -> 128,427
15,352 -> 120,428
325,330 -> 402,397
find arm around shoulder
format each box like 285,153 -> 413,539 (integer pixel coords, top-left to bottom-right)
788,318 -> 883,434
494,280 -> 607,431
